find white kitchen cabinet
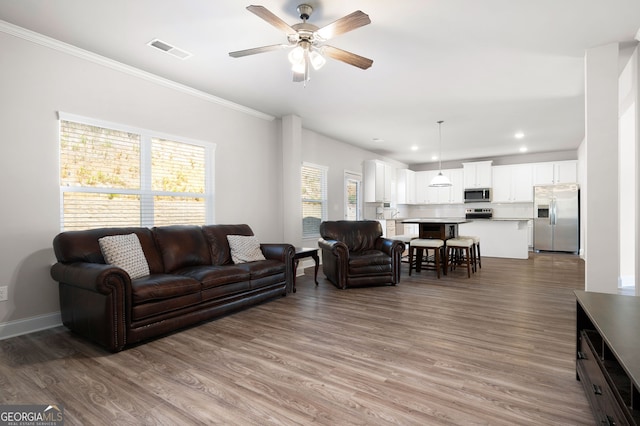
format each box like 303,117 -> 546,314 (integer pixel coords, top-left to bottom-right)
364,160 -> 396,202
396,168 -> 416,204
446,169 -> 464,203
463,161 -> 493,188
435,169 -> 464,203
533,161 -> 577,185
492,164 -> 533,202
415,170 -> 438,204
414,169 -> 463,204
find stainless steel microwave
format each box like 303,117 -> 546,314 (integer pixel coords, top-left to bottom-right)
464,188 -> 491,203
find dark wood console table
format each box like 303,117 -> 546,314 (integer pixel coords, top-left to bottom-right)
575,290 -> 640,425
292,247 -> 319,293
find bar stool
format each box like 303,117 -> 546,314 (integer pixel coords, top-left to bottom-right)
446,237 -> 474,278
394,234 -> 418,263
458,235 -> 481,272
409,239 -> 444,278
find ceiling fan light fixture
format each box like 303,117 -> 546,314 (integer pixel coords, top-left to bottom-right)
288,45 -> 305,65
309,50 -> 326,70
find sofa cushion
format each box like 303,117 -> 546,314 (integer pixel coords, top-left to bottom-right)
98,233 -> 150,279
227,235 -> 266,264
175,265 -> 251,289
202,224 -> 254,265
131,274 -> 202,304
348,250 -> 392,275
235,260 -> 286,290
152,225 -> 211,273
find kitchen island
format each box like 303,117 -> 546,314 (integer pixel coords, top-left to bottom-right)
401,218 -> 468,240
459,218 -> 530,259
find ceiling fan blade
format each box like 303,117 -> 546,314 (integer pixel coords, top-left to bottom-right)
246,5 -> 297,35
323,45 -> 373,70
316,10 -> 371,40
229,44 -> 289,58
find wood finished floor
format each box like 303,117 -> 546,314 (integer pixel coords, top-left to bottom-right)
0,253 -> 593,425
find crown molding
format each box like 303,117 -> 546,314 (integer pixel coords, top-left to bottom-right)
0,20 -> 275,121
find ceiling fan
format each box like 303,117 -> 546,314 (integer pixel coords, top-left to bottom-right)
229,4 -> 373,83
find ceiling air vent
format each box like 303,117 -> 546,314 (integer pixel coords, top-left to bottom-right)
147,39 -> 192,60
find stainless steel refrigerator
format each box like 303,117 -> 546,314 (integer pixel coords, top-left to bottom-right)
533,184 -> 579,253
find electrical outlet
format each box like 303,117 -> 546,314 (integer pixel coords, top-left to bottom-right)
0,286 -> 7,302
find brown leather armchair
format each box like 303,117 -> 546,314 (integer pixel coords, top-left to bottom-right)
318,220 -> 405,289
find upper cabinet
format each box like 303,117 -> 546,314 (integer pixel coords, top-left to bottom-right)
533,161 -> 577,185
414,169 -> 463,204
364,160 -> 396,203
463,161 -> 493,188
492,164 -> 533,202
396,168 -> 416,204
441,169 -> 464,204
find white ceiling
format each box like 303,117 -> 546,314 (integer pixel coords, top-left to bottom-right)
1,0 -> 638,165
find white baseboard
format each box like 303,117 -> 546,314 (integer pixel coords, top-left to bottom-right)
0,312 -> 62,340
295,258 -> 318,277
619,275 -> 635,288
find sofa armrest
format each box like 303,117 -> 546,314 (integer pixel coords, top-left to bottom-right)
375,237 -> 405,285
51,262 -> 131,294
375,237 -> 405,256
260,243 -> 295,293
318,238 -> 348,256
318,238 -> 349,289
50,262 -> 130,352
260,243 -> 294,263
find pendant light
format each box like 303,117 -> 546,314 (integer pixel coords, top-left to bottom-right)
429,120 -> 452,187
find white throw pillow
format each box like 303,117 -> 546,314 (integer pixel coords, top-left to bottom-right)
98,233 -> 150,279
227,235 -> 266,264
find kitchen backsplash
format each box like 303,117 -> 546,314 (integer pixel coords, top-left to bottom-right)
366,202 -> 534,220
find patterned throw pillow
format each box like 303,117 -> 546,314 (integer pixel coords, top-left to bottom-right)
98,233 -> 150,279
226,235 -> 266,264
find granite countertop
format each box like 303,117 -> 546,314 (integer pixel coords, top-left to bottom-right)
401,217 -> 468,224
470,217 -> 532,221
396,217 -> 532,222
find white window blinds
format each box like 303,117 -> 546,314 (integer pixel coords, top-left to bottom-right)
301,163 -> 328,238
59,114 -> 214,231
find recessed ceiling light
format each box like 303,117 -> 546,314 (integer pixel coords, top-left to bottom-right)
519,146 -> 528,152
411,145 -> 418,151
514,132 -> 525,139
431,155 -> 438,161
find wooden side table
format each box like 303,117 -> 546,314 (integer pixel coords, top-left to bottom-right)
293,247 -> 319,293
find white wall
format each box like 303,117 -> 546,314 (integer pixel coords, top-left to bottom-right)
0,28 -> 410,336
584,43 -> 620,294
619,47 -> 638,288
299,128 -> 407,247
0,30 -> 283,334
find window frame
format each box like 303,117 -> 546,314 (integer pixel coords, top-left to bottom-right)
344,170 -> 362,221
58,112 -> 215,230
301,162 -> 328,238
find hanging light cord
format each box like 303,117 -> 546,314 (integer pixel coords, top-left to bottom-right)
437,120 -> 444,172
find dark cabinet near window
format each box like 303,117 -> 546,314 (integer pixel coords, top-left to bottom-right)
575,290 -> 640,425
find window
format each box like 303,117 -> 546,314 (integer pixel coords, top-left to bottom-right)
344,171 -> 362,221
301,162 -> 327,238
59,113 -> 214,231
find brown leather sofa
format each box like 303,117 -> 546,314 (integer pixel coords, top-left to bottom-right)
318,220 -> 405,289
50,224 -> 294,352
